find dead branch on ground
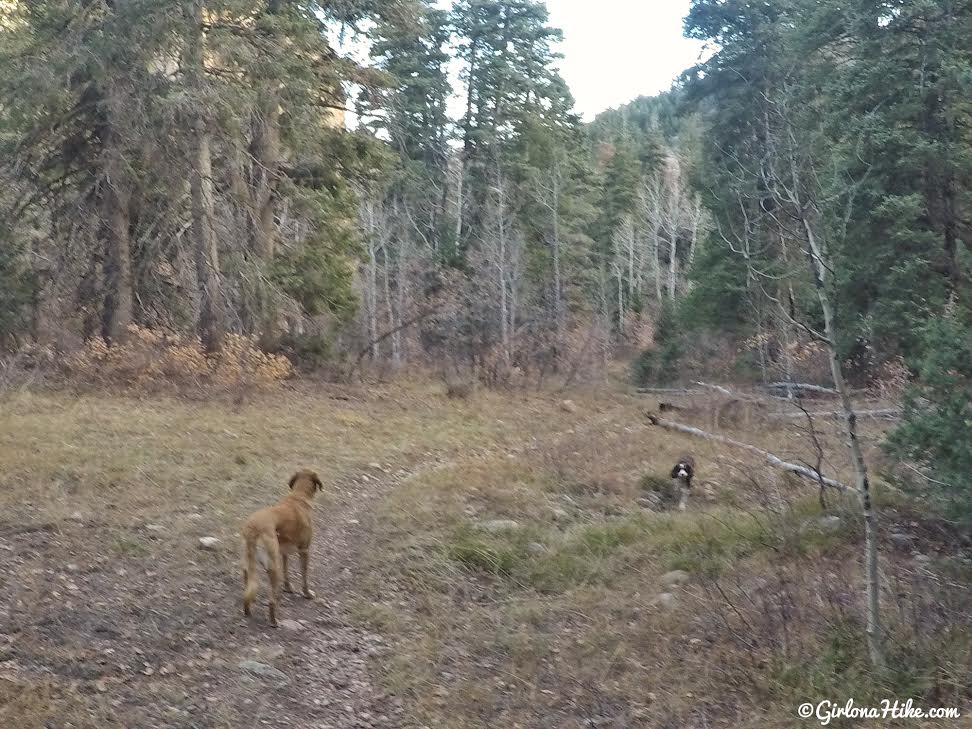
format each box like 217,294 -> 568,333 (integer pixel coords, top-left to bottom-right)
643,411 -> 848,492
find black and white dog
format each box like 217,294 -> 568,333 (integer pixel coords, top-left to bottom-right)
670,455 -> 696,511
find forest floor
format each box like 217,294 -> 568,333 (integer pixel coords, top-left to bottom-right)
0,380 -> 969,728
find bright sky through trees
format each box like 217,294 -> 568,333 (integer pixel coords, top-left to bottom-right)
544,0 -> 706,119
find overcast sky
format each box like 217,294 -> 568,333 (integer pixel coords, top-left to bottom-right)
338,1 -> 706,126
545,0 -> 706,120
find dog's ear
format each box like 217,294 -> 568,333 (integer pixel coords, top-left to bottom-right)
670,464 -> 680,479
288,473 -> 299,490
312,474 -> 323,492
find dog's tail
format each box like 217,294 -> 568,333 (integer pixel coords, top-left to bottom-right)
242,524 -> 282,620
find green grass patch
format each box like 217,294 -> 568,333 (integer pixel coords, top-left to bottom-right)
448,531 -> 523,576
444,509 -> 803,590
110,534 -> 151,558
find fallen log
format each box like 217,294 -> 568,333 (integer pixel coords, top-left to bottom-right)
695,381 -> 771,404
637,387 -> 702,395
695,381 -> 735,397
766,408 -> 901,421
763,382 -> 839,396
644,411 -> 849,492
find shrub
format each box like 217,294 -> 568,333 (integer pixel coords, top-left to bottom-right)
631,302 -> 683,385
887,313 -> 972,522
0,237 -> 35,349
65,325 -> 293,394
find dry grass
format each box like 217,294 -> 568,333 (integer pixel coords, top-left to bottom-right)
0,382 -> 968,728
0,381 -> 598,727
356,391 -> 972,728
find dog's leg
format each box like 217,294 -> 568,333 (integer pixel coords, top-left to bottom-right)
243,565 -> 252,616
281,554 -> 294,593
678,485 -> 689,511
267,561 -> 281,627
299,548 -> 315,600
262,534 -> 282,627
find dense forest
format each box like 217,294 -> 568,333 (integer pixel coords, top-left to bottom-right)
0,1 -> 969,499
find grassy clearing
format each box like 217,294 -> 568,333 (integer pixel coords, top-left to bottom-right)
0,381 -> 604,727
0,382 -> 968,727
358,390 -> 972,728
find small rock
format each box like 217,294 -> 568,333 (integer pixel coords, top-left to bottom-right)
818,515 -> 842,532
560,399 -> 579,414
368,462 -> 382,471
913,553 -> 932,565
69,511 -> 85,522
479,519 -> 520,533
187,513 -> 204,521
239,660 -> 288,683
527,542 -> 548,556
650,592 -> 677,609
65,564 -> 80,573
145,524 -> 165,532
660,570 -> 691,587
278,619 -> 303,632
549,507 -> 568,520
889,532 -> 913,549
198,537 -> 220,551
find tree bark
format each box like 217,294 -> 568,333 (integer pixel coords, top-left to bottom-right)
652,215 -> 663,300
100,73 -> 134,342
550,167 -> 564,346
455,30 -> 479,248
249,100 -> 280,260
187,0 -> 223,352
363,202 -> 380,362
191,128 -> 223,352
102,126 -> 134,342
667,231 -> 678,300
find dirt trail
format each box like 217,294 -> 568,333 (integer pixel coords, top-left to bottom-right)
214,410 -> 622,728
0,460 -> 432,728
0,402 -> 622,729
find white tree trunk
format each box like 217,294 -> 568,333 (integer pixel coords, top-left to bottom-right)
801,214 -> 883,669
381,247 -> 399,366
667,232 -> 678,300
363,202 -> 380,362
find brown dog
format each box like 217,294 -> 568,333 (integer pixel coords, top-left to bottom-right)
242,469 -> 322,627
